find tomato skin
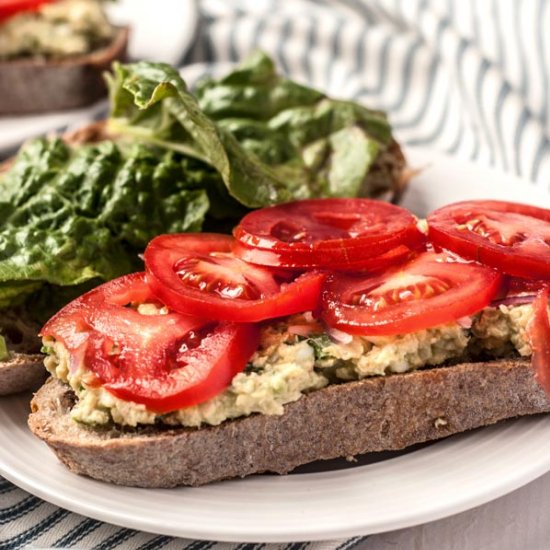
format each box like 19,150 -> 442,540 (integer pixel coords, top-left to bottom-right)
0,0 -> 56,21
504,276 -> 549,297
144,233 -> 326,322
527,287 -> 550,398
233,198 -> 423,269
427,200 -> 550,279
41,298 -> 90,352
88,322 -> 260,413
232,240 -> 420,272
321,251 -> 503,335
41,273 -> 260,413
41,273 -> 200,349
41,273 -> 148,351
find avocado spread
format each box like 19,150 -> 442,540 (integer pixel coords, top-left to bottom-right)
471,304 -> 534,357
0,0 -> 114,60
42,303 -> 540,429
44,310 -> 470,428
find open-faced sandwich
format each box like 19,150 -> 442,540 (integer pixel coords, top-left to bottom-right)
28,197 -> 550,487
0,0 -> 128,114
0,53 -> 408,395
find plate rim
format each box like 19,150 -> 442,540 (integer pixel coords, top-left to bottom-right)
2,410 -> 550,542
0,426 -> 550,544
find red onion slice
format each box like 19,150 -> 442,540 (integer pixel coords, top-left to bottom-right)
491,294 -> 537,307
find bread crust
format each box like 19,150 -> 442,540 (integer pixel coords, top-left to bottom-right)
0,353 -> 46,395
28,359 -> 550,487
0,308 -> 44,395
0,26 -> 129,115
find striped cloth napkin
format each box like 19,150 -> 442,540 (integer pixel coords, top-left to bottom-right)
2,0 -> 549,548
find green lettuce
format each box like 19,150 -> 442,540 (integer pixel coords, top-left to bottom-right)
108,51 -> 393,205
0,52 -> 398,317
0,138 -> 208,313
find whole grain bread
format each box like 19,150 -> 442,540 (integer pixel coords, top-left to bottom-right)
0,353 -> 46,395
0,308 -> 44,395
28,359 -> 550,487
0,26 -> 129,115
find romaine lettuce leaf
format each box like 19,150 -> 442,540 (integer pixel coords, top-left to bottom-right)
0,138 -> 208,312
108,51 -> 394,206
0,53 -> 399,315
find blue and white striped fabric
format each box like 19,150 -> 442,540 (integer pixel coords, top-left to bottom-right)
184,0 -> 550,192
2,0 -> 549,547
0,480 -> 363,549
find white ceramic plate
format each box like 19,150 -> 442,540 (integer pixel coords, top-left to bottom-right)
0,0 -> 198,155
1,147 -> 550,543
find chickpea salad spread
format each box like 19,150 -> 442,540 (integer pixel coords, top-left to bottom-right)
43,301 -> 540,428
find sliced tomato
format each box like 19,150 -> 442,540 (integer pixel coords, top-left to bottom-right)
41,273 -> 260,413
321,251 -> 502,335
505,276 -> 550,296
144,233 -> 325,322
85,321 -> 259,413
233,198 -> 424,269
233,240 -> 418,272
491,276 -> 548,307
427,200 -> 550,279
41,273 -> 180,352
527,287 -> 550,398
0,0 -> 56,20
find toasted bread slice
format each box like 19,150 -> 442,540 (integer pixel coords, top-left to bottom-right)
0,26 -> 129,115
0,353 -> 45,395
28,359 -> 550,487
0,308 -> 44,395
